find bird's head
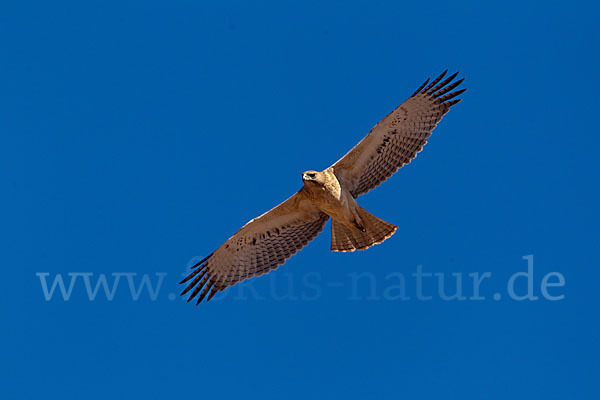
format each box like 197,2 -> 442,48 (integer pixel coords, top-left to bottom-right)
302,170 -> 322,184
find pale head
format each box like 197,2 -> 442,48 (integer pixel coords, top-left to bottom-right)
302,170 -> 323,184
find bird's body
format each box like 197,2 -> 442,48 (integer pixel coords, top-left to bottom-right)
300,168 -> 349,226
301,167 -> 393,240
180,70 -> 466,304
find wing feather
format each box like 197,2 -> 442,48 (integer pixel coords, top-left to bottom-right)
332,70 -> 466,197
180,190 -> 329,304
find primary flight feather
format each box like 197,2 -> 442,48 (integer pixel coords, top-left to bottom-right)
180,70 -> 466,304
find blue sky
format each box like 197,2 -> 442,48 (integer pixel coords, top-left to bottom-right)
2,1 -> 599,399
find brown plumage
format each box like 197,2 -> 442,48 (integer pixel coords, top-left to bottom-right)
181,70 -> 466,304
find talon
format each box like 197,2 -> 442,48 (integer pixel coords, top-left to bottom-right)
353,219 -> 366,232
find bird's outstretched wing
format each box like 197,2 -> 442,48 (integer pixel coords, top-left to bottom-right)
332,70 -> 466,197
180,191 -> 329,304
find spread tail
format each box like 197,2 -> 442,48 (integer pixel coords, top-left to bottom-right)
330,207 -> 397,252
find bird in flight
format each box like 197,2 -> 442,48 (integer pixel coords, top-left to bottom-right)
181,70 -> 466,304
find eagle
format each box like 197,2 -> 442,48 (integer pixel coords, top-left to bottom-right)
181,70 -> 466,304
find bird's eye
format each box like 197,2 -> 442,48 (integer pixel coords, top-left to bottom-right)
308,173 -> 316,179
